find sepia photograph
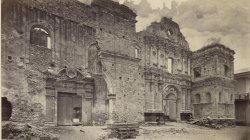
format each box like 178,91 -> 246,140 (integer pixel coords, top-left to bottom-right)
1,0 -> 250,139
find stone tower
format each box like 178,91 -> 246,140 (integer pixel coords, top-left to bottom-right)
191,43 -> 235,119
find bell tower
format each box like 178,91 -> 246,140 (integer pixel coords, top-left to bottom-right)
191,43 -> 235,118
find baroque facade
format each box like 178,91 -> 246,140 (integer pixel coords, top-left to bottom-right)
1,0 -> 235,126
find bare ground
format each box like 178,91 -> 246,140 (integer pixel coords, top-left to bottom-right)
46,122 -> 250,140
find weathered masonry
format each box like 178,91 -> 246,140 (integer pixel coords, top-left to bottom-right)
1,0 -> 143,125
1,0 -> 236,126
138,17 -> 192,121
191,44 -> 235,119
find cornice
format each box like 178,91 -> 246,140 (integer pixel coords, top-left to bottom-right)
100,50 -> 141,62
192,77 -> 235,88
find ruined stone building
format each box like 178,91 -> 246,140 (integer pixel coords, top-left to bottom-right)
1,0 -> 235,126
191,45 -> 235,119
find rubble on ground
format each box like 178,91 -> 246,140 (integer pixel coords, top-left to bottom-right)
141,127 -> 188,135
107,123 -> 139,139
2,121 -> 60,139
189,118 -> 235,129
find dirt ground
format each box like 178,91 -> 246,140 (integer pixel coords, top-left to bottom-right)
46,122 -> 250,140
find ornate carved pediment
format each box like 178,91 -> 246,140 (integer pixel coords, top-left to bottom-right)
163,85 -> 178,99
44,66 -> 91,81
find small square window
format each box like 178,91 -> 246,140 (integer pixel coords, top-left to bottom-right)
194,67 -> 201,78
7,56 -> 12,60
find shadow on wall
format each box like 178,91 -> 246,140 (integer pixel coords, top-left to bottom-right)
2,97 -> 12,121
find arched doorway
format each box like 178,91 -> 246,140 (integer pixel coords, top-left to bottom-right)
163,86 -> 178,121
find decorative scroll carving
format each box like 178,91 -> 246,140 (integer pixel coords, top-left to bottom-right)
163,85 -> 178,99
44,66 -> 91,81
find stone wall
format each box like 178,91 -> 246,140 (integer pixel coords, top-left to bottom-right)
1,2 -> 49,125
1,60 -> 47,125
191,44 -> 235,119
1,0 -> 95,125
92,75 -> 108,125
191,44 -> 235,82
100,51 -> 145,123
2,0 -> 145,124
193,103 -> 213,118
13,0 -> 138,58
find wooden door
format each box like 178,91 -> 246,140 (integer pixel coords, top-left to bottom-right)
58,93 -> 73,125
168,100 -> 176,120
235,100 -> 247,123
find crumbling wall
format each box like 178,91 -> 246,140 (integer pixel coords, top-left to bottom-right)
145,17 -> 189,49
92,75 -> 108,125
1,1 -> 95,125
14,0 -> 138,59
191,44 -> 235,119
2,0 -> 144,125
102,56 -> 145,123
1,3 -> 48,125
1,60 -> 47,125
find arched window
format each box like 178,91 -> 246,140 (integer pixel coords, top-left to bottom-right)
30,26 -> 51,49
195,94 -> 201,103
206,92 -> 211,103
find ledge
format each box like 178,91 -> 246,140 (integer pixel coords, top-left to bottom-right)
193,103 -> 212,105
100,51 -> 141,62
180,110 -> 191,113
218,103 -> 234,105
144,110 -> 164,113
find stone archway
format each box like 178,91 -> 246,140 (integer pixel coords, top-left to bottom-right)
163,85 -> 178,121
87,41 -> 116,123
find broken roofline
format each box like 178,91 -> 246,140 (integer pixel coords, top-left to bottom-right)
193,43 -> 235,54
